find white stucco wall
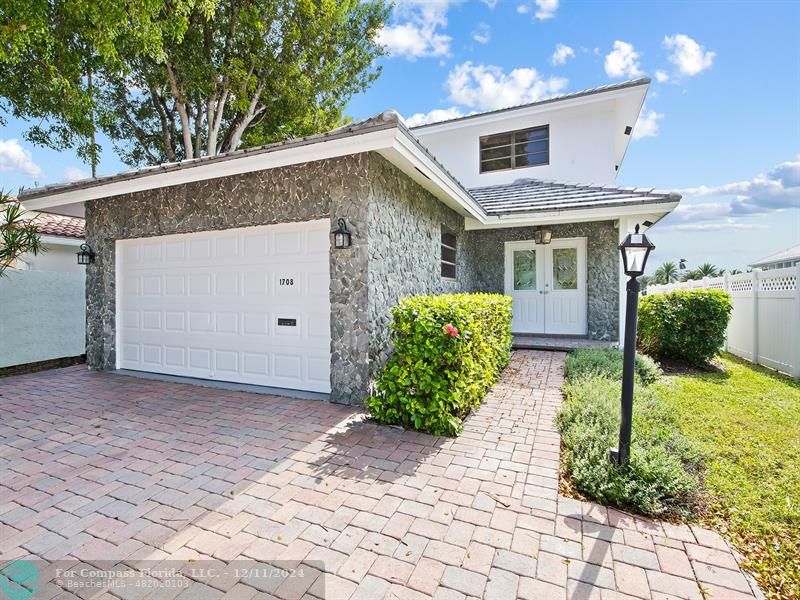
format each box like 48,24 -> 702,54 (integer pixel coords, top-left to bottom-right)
18,242 -> 85,273
413,100 -> 618,189
0,270 -> 86,368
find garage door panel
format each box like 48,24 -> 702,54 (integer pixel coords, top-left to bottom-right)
116,220 -> 331,393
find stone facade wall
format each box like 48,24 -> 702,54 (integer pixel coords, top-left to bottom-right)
464,221 -> 620,340
365,154 -> 476,376
83,150 -> 620,406
83,155 -> 372,404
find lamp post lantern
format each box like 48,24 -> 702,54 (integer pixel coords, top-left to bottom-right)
610,224 -> 655,467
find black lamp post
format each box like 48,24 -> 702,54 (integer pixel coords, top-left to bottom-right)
610,224 -> 654,467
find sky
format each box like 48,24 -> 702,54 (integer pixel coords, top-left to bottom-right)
1,0 -> 798,273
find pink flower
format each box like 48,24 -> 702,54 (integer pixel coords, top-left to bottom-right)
443,323 -> 459,338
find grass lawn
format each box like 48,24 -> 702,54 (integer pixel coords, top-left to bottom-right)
658,353 -> 800,599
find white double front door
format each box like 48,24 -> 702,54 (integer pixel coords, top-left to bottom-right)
504,238 -> 587,335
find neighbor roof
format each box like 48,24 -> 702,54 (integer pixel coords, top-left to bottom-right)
749,243 -> 800,267
470,178 -> 681,216
30,212 -> 85,239
409,78 -> 651,130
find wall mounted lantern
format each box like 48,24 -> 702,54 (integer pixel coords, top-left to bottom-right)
533,226 -> 553,245
332,218 -> 352,249
610,223 -> 655,467
76,243 -> 96,265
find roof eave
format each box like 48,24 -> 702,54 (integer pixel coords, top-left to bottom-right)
410,78 -> 651,135
465,199 -> 680,230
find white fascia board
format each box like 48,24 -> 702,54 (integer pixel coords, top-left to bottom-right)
412,86 -> 646,137
464,200 -> 679,230
383,132 -> 487,222
22,128 -> 398,212
40,235 -> 84,246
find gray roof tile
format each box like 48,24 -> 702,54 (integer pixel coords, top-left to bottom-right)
469,178 -> 681,215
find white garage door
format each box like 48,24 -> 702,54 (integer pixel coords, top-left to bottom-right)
116,220 -> 331,393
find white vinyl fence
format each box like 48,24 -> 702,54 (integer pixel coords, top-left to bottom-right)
0,270 -> 86,368
648,265 -> 800,378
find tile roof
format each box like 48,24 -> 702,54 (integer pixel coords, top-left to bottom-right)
469,178 -> 681,216
749,243 -> 800,267
18,111 -> 403,201
409,78 -> 650,130
31,212 -> 85,239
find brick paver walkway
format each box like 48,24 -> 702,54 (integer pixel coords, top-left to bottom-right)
0,351 -> 761,599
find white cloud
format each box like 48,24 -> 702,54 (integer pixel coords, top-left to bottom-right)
404,107 -> 465,127
551,43 -> 575,66
604,41 -> 643,78
655,70 -> 670,83
672,157 -> 800,222
472,22 -> 491,45
515,0 -> 559,19
666,222 -> 767,232
632,109 -> 664,140
663,34 -> 715,76
535,0 -> 559,20
481,0 -> 498,8
63,166 -> 90,182
0,139 -> 42,178
446,62 -> 568,111
377,0 -> 456,59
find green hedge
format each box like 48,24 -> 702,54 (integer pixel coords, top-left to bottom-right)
366,293 -> 512,436
638,289 -> 732,367
557,349 -> 703,517
565,348 -> 662,385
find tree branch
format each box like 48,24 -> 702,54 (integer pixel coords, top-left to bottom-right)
164,59 -> 193,160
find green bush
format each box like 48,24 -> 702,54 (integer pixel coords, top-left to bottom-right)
565,348 -> 662,385
557,374 -> 703,517
638,289 -> 732,367
366,293 -> 512,436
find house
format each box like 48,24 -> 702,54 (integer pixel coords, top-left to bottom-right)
18,77 -> 680,404
749,243 -> 800,271
11,210 -> 86,273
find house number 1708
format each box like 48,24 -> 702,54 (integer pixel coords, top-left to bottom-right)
279,278 -> 294,286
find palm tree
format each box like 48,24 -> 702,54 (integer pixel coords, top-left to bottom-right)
1,191 -> 43,276
653,261 -> 679,284
696,262 -> 721,278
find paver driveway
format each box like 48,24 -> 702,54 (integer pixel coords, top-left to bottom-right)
0,351 -> 760,599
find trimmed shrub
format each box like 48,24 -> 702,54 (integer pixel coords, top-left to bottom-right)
565,348 -> 662,385
366,293 -> 512,436
638,289 -> 732,367
557,372 -> 703,518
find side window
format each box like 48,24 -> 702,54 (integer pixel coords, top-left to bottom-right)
441,227 -> 457,280
479,125 -> 549,173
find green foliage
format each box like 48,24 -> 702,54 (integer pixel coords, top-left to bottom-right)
639,289 -> 732,367
652,261 -> 679,284
557,357 -> 703,518
0,192 -> 43,276
366,293 -> 512,437
0,0 -> 389,169
565,348 -> 662,385
682,262 -> 722,281
661,355 -> 800,599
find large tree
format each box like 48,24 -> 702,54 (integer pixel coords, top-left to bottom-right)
0,0 -> 388,170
